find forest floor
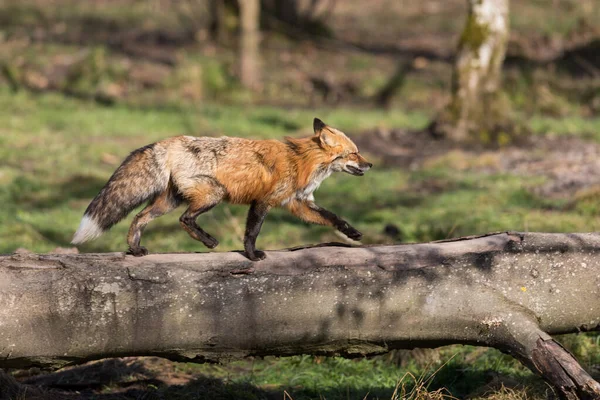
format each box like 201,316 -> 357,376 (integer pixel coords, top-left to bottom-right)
2,0 -> 600,398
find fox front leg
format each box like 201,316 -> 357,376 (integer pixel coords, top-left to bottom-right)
287,200 -> 362,241
314,204 -> 362,241
243,201 -> 271,261
333,219 -> 362,241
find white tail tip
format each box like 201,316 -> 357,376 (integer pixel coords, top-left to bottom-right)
71,215 -> 104,244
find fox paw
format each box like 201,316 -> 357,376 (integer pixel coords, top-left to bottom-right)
128,246 -> 149,257
203,236 -> 219,249
245,250 -> 267,261
339,224 -> 362,241
346,230 -> 363,241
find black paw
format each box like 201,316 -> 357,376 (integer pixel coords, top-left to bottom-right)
203,236 -> 219,249
245,250 -> 267,261
128,246 -> 149,257
339,223 -> 362,241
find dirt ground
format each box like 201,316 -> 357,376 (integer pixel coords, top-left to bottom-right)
5,357 -> 288,399
356,127 -> 600,200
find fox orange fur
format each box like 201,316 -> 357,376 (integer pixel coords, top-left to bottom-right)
72,118 -> 372,260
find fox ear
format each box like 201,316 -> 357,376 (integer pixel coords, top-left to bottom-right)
318,129 -> 337,147
313,118 -> 327,134
314,118 -> 337,147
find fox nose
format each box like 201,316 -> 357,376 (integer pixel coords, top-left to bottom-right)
367,163 -> 373,168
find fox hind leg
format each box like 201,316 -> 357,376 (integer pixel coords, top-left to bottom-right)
179,181 -> 224,249
179,203 -> 220,249
127,183 -> 183,256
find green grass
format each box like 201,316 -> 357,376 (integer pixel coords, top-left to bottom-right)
0,89 -> 428,254
3,89 -> 600,255
2,1 -> 600,398
2,90 -> 600,398
529,115 -> 600,139
163,336 -> 599,399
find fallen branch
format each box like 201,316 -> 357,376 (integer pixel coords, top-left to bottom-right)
1,232 -> 600,398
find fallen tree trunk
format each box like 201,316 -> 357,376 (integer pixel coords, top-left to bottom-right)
1,232 -> 600,398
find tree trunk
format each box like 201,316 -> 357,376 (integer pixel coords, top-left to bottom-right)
432,0 -> 511,142
238,0 -> 261,90
2,232 -> 600,398
208,0 -> 227,44
275,0 -> 300,26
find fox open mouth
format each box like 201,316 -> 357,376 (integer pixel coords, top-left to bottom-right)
345,166 -> 364,176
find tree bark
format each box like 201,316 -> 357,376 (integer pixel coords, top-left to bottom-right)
1,232 -> 600,398
238,0 -> 261,90
432,0 -> 511,142
274,0 -> 300,26
208,0 -> 227,44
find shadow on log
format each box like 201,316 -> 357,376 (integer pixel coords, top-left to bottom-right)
1,232 -> 600,398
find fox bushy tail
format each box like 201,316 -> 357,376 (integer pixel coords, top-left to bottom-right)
72,144 -> 168,244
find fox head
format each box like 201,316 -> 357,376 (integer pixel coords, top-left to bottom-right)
313,118 -> 372,176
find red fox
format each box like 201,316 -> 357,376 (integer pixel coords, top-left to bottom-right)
72,118 -> 372,260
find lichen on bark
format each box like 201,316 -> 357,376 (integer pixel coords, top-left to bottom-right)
459,13 -> 490,51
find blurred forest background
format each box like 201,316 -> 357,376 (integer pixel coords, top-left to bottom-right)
1,0 -> 600,399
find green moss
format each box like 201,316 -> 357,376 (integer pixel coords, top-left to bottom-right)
459,13 -> 489,51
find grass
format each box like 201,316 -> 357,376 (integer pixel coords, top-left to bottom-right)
0,88 -> 429,254
156,342 -> 571,399
2,89 -> 600,398
529,115 -> 600,140
3,90 -> 600,255
1,1 -> 600,398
